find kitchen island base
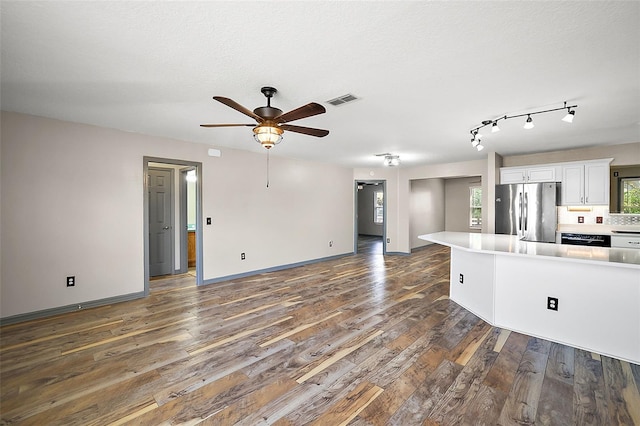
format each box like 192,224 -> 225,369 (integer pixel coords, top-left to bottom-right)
421,232 -> 640,365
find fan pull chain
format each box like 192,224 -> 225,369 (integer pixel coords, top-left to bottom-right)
266,150 -> 270,188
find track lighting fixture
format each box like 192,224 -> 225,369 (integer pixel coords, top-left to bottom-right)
384,155 -> 400,167
468,101 -> 577,151
523,115 -> 534,130
375,153 -> 400,166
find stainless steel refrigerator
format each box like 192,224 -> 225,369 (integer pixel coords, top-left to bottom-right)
495,182 -> 559,243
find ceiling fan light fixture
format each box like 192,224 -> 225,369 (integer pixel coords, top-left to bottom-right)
253,124 -> 283,149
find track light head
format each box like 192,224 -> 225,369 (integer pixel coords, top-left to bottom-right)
523,115 -> 534,130
562,109 -> 575,123
476,144 -> 484,151
491,122 -> 500,133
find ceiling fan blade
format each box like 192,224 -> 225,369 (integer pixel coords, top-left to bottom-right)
213,96 -> 263,122
277,102 -> 326,123
200,123 -> 255,127
280,124 -> 329,137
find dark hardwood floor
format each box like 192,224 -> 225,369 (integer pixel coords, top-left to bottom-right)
2,242 -> 639,425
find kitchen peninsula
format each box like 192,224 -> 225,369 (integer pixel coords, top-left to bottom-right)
419,231 -> 640,364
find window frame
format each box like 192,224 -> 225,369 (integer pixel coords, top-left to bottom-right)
469,186 -> 482,229
620,177 -> 640,214
374,190 -> 384,224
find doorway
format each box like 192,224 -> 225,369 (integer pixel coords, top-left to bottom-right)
354,180 -> 386,255
144,157 -> 203,295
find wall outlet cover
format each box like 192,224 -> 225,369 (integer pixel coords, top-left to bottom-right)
578,216 -> 584,223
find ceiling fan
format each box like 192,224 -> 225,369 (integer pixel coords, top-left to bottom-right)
200,86 -> 329,149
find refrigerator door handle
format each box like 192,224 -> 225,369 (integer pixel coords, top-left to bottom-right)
524,192 -> 528,231
518,192 -> 523,231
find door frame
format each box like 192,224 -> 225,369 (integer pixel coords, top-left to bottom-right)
354,180 -> 387,254
144,157 -> 203,295
178,166 -> 197,274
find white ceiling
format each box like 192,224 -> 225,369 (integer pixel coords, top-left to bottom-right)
1,1 -> 639,168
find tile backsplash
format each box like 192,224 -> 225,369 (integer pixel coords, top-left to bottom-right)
557,206 -> 640,226
606,214 -> 640,225
557,206 -> 609,225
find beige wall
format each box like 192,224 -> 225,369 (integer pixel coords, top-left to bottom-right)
409,179 -> 445,249
1,112 -> 354,319
444,177 -> 482,233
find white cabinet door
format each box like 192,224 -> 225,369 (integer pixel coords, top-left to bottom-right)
611,235 -> 640,249
584,162 -> 609,205
500,168 -> 526,184
561,164 -> 584,205
527,166 -> 557,183
560,161 -> 610,205
501,165 -> 558,184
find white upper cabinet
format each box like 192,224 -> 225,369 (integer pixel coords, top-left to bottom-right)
501,159 -> 611,206
561,164 -> 585,204
500,165 -> 559,184
500,168 -> 527,184
560,160 -> 611,205
584,162 -> 609,205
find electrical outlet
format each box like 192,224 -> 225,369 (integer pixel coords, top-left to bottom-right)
459,273 -> 464,284
206,217 -> 212,225
596,216 -> 603,224
67,276 -> 75,287
547,297 -> 558,311
241,252 -> 246,260
578,216 -> 584,224
329,241 -> 333,247
387,238 -> 390,243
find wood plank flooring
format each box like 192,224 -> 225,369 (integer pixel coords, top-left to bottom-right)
2,238 -> 639,425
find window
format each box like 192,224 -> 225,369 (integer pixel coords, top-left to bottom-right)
621,177 -> 640,214
374,191 -> 384,224
470,186 -> 482,228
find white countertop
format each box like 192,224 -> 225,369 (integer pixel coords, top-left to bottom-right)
419,232 -> 640,268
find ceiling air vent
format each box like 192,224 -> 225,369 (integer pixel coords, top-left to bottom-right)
326,93 -> 359,106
